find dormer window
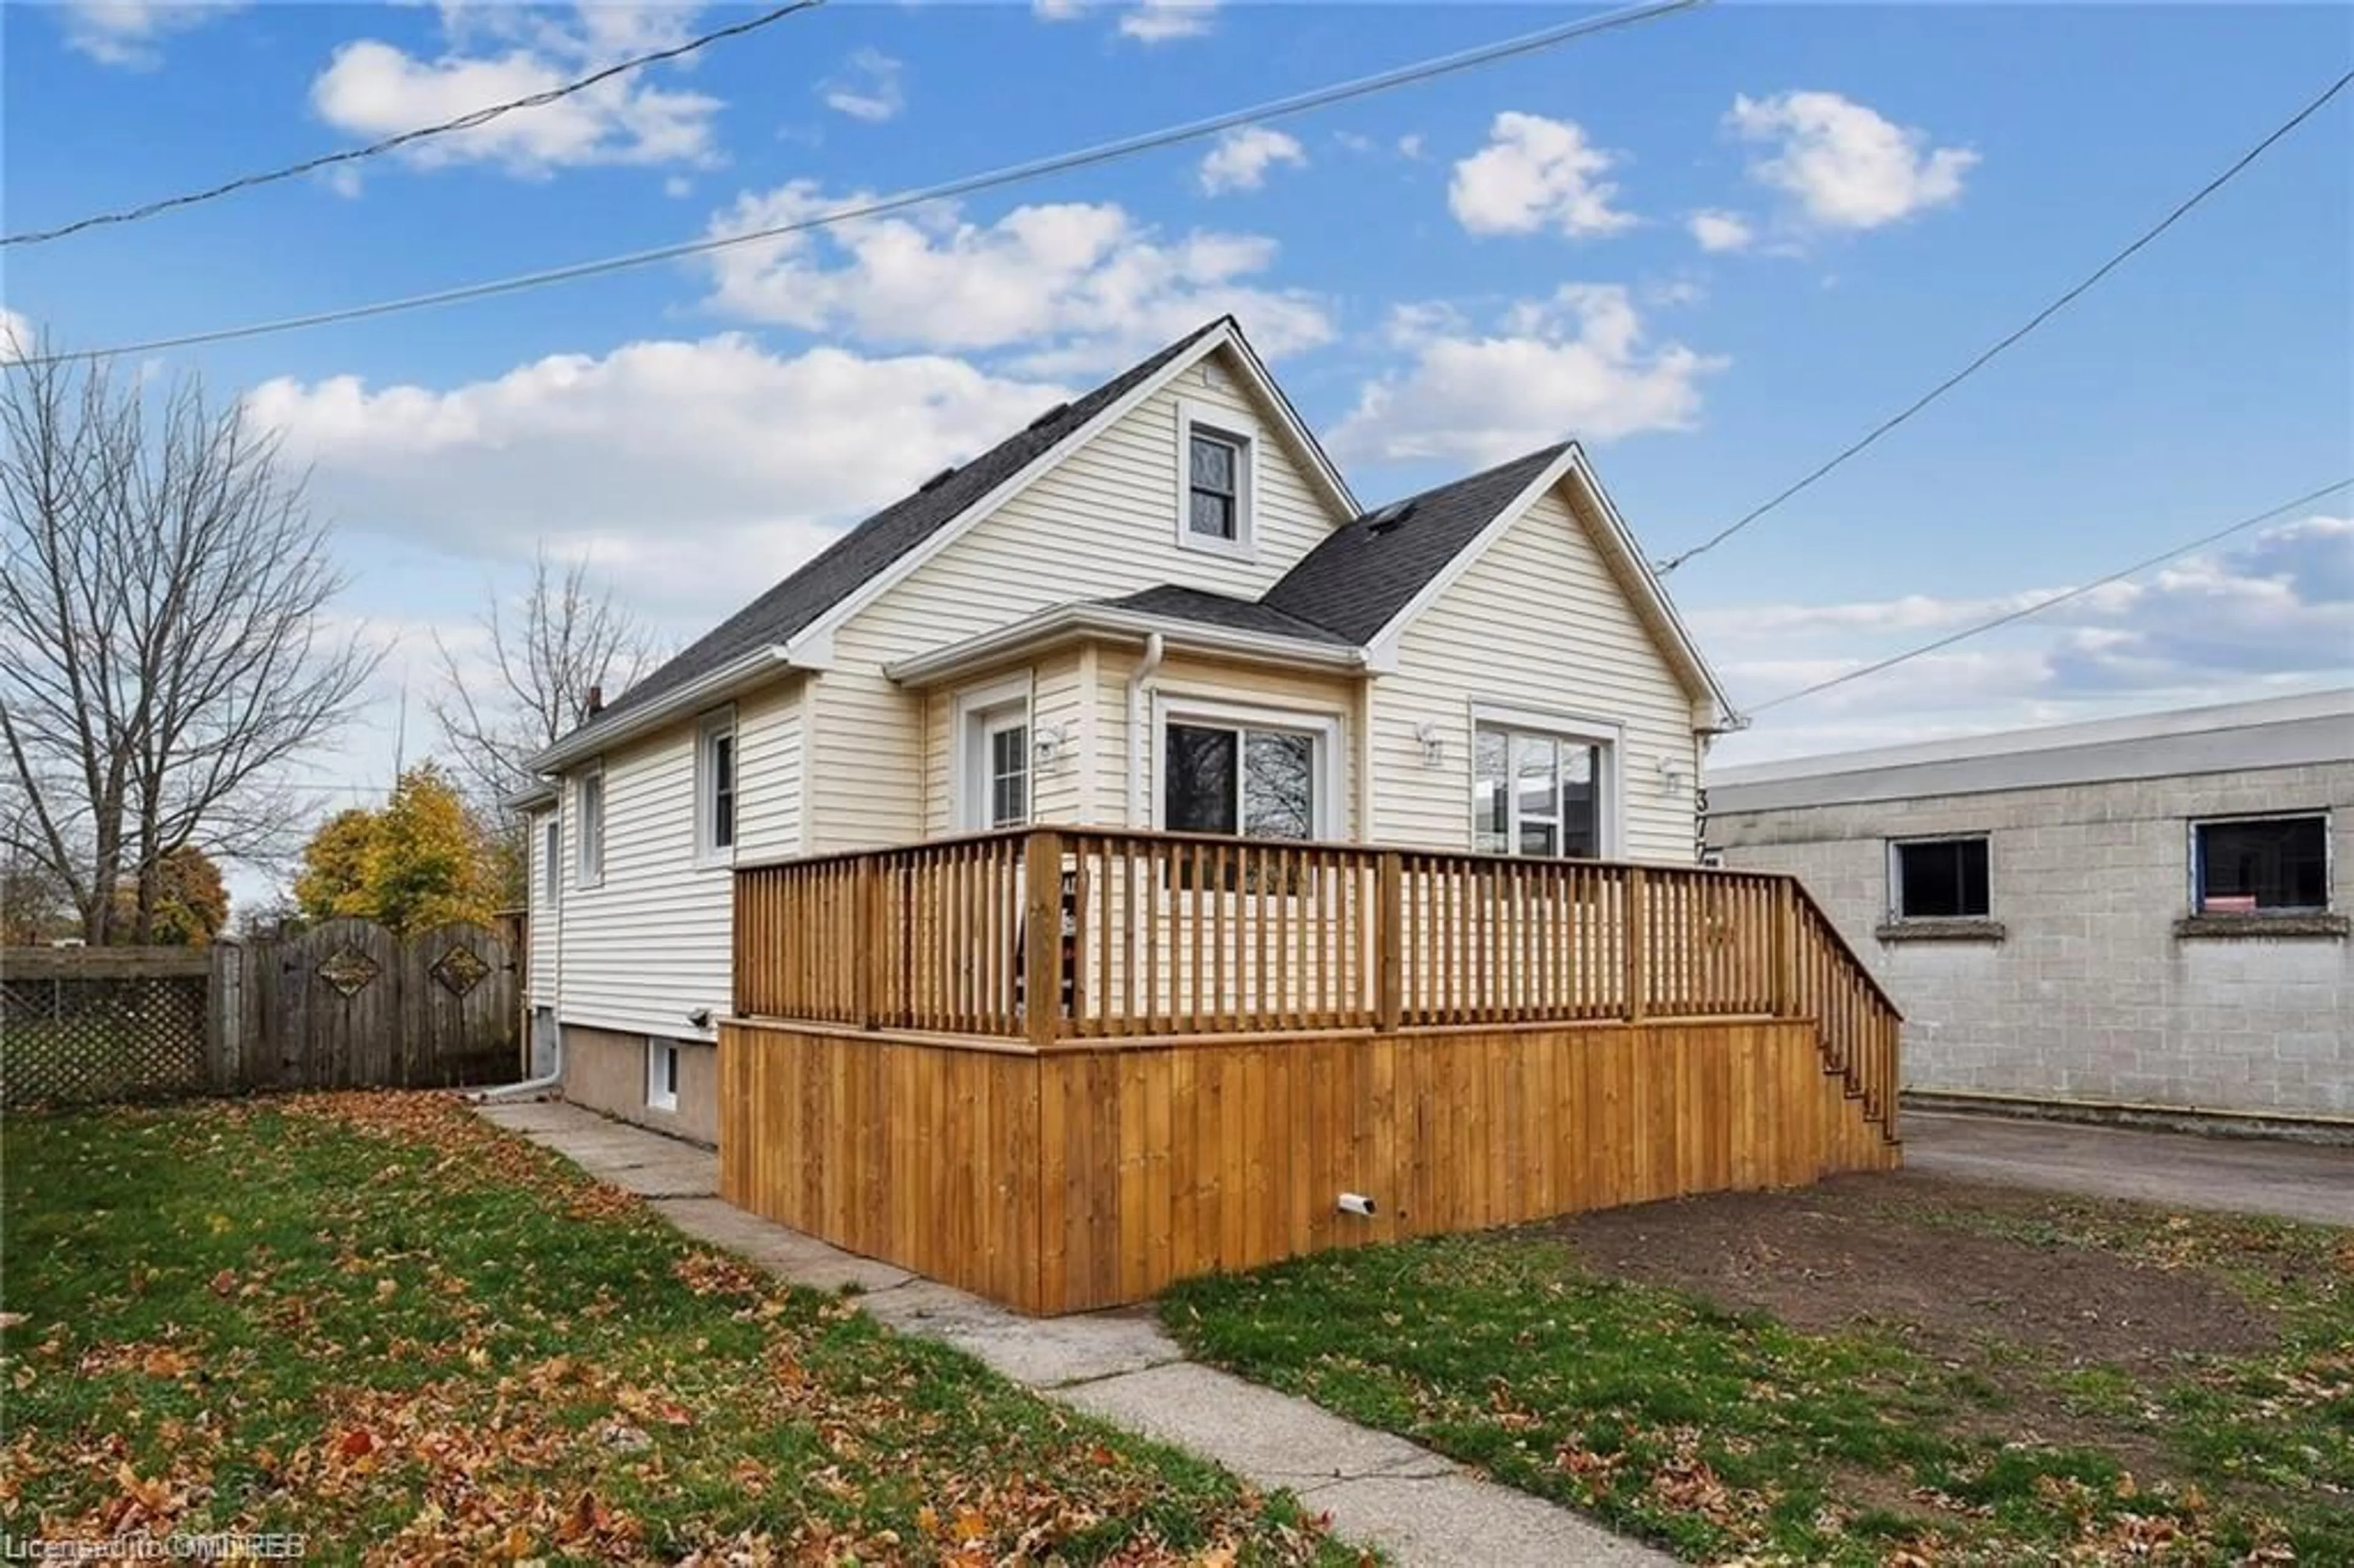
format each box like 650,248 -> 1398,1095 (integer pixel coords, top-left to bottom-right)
1174,398 -> 1256,559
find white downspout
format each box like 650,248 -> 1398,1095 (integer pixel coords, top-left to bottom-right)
478,810 -> 565,1102
1124,632 -> 1167,829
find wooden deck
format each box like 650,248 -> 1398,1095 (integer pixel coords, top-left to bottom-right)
722,828 -> 1902,1314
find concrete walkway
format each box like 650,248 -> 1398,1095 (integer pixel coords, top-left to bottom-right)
1904,1111 -> 2354,1227
478,1097 -> 1667,1567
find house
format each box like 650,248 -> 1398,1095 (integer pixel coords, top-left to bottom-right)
1705,689 -> 2352,1132
512,318 -> 1901,1312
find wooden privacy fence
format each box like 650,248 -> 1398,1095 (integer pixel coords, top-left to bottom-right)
2,918 -> 521,1109
734,826 -> 1903,1140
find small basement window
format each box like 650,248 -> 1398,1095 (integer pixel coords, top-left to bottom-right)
1890,836 -> 1990,920
646,1038 -> 680,1112
2193,815 -> 2328,913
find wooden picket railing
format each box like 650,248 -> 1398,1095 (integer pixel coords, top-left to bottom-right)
735,826 -> 1902,1140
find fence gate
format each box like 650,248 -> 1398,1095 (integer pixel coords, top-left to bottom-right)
247,917 -> 520,1091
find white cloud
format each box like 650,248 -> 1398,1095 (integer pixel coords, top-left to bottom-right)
1727,90 -> 1977,230
58,0 -> 241,69
1197,126 -> 1306,195
0,308 -> 36,361
309,4 -> 723,177
701,183 -> 1332,375
819,47 -> 904,124
1699,517 -> 2354,749
244,337 -> 1069,617
1120,0 -> 1216,42
1033,0 -> 1086,17
1396,134 -> 1425,161
1329,286 -> 1725,464
1448,112 -> 1636,239
1687,209 -> 1753,253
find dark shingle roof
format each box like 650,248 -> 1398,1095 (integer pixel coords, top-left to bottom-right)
589,319 -> 1231,728
1099,584 -> 1355,645
1258,443 -> 1569,645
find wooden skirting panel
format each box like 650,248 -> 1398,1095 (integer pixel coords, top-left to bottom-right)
718,1018 -> 1898,1316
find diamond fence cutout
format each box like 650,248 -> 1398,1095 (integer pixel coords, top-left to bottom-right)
430,944 -> 491,998
316,946 -> 381,998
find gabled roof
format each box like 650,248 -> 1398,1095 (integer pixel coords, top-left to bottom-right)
1100,584 -> 1356,645
588,320 -> 1227,731
1260,444 -> 1571,644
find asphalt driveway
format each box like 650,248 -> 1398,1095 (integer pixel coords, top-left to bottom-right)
1903,1111 -> 2353,1227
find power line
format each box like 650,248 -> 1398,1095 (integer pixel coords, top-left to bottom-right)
1,0 -> 829,248
9,0 -> 1705,367
1742,476 -> 2354,715
1657,68 -> 2354,577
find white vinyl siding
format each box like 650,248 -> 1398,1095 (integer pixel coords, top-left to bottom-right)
1371,483 -> 1703,863
733,680 -> 804,859
811,348 -> 1349,851
527,805 -> 558,1007
557,725 -> 733,1040
549,677 -> 800,1038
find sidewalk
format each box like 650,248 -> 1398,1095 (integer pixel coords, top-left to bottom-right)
478,1097 -> 1669,1567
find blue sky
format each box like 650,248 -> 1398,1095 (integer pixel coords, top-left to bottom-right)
5,1 -> 2350,896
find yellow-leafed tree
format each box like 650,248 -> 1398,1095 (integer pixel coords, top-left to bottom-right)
294,808 -> 378,923
291,765 -> 500,934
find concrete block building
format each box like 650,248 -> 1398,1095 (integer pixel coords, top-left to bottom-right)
1705,690 -> 2352,1127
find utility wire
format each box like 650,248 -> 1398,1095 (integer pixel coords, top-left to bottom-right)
8,0 -> 1704,367
1743,476 -> 2354,715
1657,68 -> 2354,577
1,0 -> 828,248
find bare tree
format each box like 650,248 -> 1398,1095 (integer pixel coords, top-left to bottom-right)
428,545 -> 655,812
0,336 -> 379,944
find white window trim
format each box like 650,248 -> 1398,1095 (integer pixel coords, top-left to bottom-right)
1173,397 -> 1259,562
1466,702 -> 1625,860
2187,810 -> 2333,915
645,1037 -> 679,1112
949,674 -> 1033,832
1151,692 -> 1344,840
1886,834 -> 1993,922
695,707 -> 737,869
573,762 -> 604,889
540,814 -> 560,905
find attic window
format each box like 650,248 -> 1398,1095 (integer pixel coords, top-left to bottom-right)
1174,399 -> 1256,560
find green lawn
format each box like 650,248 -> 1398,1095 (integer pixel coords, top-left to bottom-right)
1162,1180 -> 2354,1566
1,1093 -> 1354,1565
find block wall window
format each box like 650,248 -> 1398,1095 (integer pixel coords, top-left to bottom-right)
1163,720 -> 1320,840
645,1038 -> 680,1112
1471,722 -> 1611,859
697,710 -> 736,864
574,766 -> 604,888
1890,836 -> 1990,920
2192,815 -> 2328,913
1174,399 -> 1256,558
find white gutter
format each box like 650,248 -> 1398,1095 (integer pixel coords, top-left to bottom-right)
886,604 -> 1366,687
525,643 -> 802,774
1125,631 -> 1167,829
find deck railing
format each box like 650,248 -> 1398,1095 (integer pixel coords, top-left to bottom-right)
735,826 -> 1902,1138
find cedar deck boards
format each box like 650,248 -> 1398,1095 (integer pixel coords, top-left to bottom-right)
718,1017 -> 1899,1317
